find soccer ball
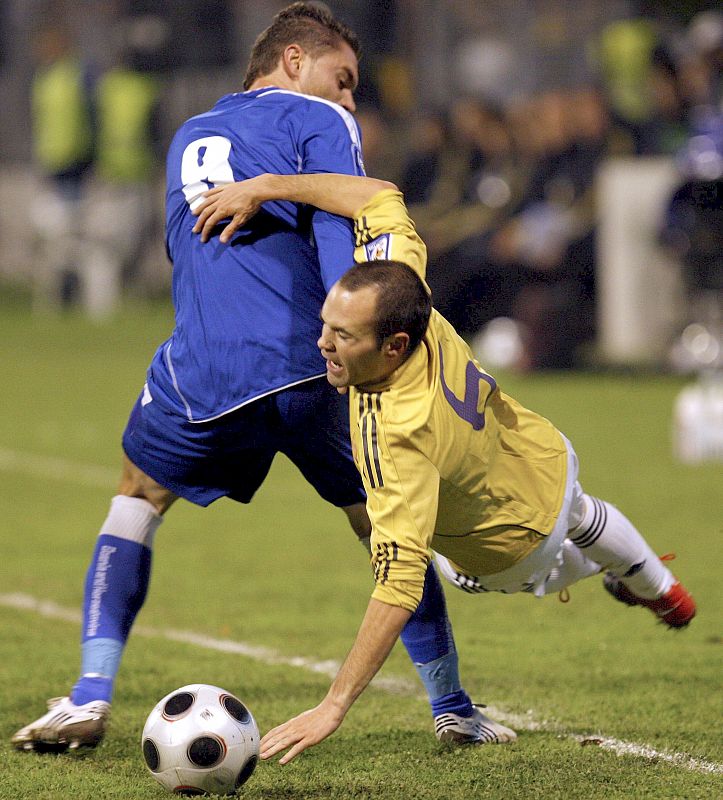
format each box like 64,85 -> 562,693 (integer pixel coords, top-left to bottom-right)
141,684 -> 259,796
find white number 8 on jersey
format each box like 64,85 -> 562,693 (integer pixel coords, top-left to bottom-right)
181,136 -> 234,210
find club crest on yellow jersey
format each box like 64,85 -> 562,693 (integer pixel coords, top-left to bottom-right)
364,233 -> 391,261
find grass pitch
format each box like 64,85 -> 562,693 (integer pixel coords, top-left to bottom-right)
1,301 -> 721,799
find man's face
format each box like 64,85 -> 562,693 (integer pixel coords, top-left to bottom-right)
318,283 -> 391,390
297,41 -> 358,112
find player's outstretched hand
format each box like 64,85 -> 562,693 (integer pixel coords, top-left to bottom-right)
260,698 -> 345,765
191,180 -> 265,243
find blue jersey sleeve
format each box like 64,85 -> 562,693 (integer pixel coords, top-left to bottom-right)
299,100 -> 366,290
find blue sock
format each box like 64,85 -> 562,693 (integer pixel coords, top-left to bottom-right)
400,563 -> 473,718
71,533 -> 152,705
430,688 -> 474,718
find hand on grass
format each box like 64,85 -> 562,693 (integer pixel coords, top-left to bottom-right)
260,698 -> 346,765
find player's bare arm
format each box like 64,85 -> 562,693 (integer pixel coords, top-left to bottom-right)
192,173 -> 396,243
260,598 -> 411,764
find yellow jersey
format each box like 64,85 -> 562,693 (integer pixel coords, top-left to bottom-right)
351,190 -> 568,611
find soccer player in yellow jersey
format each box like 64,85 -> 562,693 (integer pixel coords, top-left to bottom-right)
192,173 -> 696,764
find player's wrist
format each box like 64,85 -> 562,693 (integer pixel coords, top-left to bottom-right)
249,173 -> 279,203
324,687 -> 354,717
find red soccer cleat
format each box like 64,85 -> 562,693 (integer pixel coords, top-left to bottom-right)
603,575 -> 696,629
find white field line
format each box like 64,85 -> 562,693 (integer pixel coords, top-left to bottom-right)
2,592 -> 721,776
0,593 -> 413,696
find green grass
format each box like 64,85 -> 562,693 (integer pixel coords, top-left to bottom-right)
1,303 -> 721,799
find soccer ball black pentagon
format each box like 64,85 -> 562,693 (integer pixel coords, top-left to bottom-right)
142,684 -> 259,795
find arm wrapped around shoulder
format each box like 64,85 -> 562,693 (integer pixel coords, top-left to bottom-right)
353,190 -> 429,282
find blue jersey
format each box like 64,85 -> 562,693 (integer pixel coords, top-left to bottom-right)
147,87 -> 365,422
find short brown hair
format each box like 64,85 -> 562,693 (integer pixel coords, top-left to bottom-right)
339,261 -> 432,355
243,2 -> 360,90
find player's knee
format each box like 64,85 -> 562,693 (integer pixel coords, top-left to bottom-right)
342,502 -> 372,541
566,483 -> 589,532
117,455 -> 177,514
543,540 -> 601,593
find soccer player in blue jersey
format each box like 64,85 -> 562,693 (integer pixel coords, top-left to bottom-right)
12,3 -> 494,752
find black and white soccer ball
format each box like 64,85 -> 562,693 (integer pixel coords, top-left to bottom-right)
142,684 -> 259,796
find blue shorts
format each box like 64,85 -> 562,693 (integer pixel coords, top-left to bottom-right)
122,378 -> 365,508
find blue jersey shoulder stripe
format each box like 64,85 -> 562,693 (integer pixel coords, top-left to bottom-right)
255,88 -> 362,151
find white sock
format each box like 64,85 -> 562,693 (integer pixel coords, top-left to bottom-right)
568,494 -> 674,599
73,495 -> 162,705
99,495 -> 162,546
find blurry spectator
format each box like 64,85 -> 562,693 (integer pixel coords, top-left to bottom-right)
399,108 -> 450,205
636,44 -> 691,155
595,14 -> 659,154
424,100 -> 537,341
488,89 -> 611,369
593,12 -> 715,158
375,55 -> 416,117
354,105 -> 401,182
403,98 -> 523,257
678,10 -> 722,122
662,108 -> 722,372
83,21 -> 163,316
421,88 -> 613,370
29,21 -> 95,308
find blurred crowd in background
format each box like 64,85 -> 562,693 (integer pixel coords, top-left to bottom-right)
0,0 -> 720,372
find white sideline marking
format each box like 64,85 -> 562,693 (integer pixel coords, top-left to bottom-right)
2,592 -> 721,775
0,448 -> 117,489
0,593 -> 412,696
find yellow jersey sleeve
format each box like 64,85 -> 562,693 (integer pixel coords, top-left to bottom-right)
354,392 -> 437,611
352,189 -> 429,283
